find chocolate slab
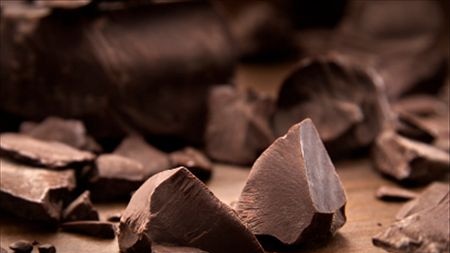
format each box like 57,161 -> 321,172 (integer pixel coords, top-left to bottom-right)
169,147 -> 212,182
114,136 -> 171,179
9,240 -> 33,253
373,193 -> 449,253
38,244 -> 56,253
236,119 -> 347,246
118,167 -> 264,253
62,191 -> 99,222
372,131 -> 449,184
152,244 -> 208,253
0,133 -> 95,169
205,86 -> 274,165
396,182 -> 449,220
0,158 -> 76,222
375,186 -> 417,202
273,55 -> 390,158
89,154 -> 147,201
61,221 -> 116,239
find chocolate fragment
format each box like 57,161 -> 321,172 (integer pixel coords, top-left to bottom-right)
114,136 -> 171,179
38,244 -> 56,253
205,86 -> 274,165
236,119 -> 347,246
0,158 -> 76,222
373,193 -> 449,253
169,147 -> 212,181
9,240 -> 33,253
62,191 -> 99,222
61,221 -> 116,239
274,55 -> 390,158
372,131 -> 449,184
89,154 -> 147,201
0,133 -> 95,169
152,244 -> 208,253
396,182 -> 449,220
375,186 -> 417,202
106,213 -> 121,223
118,167 -> 264,253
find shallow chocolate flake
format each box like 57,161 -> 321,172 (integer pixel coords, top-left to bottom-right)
236,118 -> 347,246
114,136 -> 171,179
375,186 -> 417,202
89,154 -> 147,201
205,86 -> 274,165
152,244 -> 208,253
372,131 -> 449,184
61,221 -> 116,239
169,147 -> 212,182
0,133 -> 95,169
9,240 -> 33,253
0,158 -> 76,222
118,167 -> 264,253
38,244 -> 56,253
62,190 -> 99,222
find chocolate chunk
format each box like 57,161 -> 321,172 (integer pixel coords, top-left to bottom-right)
114,136 -> 171,179
373,193 -> 449,253
0,133 -> 95,169
9,240 -> 33,253
89,154 -> 147,201
61,221 -> 116,239
236,119 -> 347,246
396,182 -> 449,220
38,244 -> 56,253
62,191 -> 99,222
205,86 -> 274,165
372,130 -> 449,184
0,158 -> 76,222
375,186 -> 417,202
118,167 -> 264,253
152,244 -> 208,253
106,213 -> 121,223
169,147 -> 212,182
273,55 -> 390,158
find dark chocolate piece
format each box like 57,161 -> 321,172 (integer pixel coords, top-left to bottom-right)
396,182 -> 449,220
169,147 -> 212,182
152,244 -> 208,253
372,131 -> 449,184
61,221 -> 116,239
375,186 -> 417,202
118,167 -> 264,253
106,213 -> 121,223
9,240 -> 33,253
0,133 -> 95,169
114,136 -> 171,179
205,86 -> 274,165
236,119 -> 347,246
273,55 -> 390,158
38,244 -> 56,253
373,193 -> 449,253
0,158 -> 76,222
89,154 -> 147,201
62,191 -> 99,222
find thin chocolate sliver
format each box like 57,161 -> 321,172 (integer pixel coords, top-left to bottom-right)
236,118 -> 347,246
375,186 -> 417,202
118,167 -> 264,253
169,147 -> 212,182
62,191 -> 99,222
61,221 -> 116,239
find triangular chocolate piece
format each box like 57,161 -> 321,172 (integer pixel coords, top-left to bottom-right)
236,118 -> 347,246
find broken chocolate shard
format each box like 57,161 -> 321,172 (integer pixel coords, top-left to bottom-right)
372,130 -> 450,184
375,186 -> 417,202
396,182 -> 449,220
89,154 -> 147,201
61,221 -> 116,239
9,240 -> 33,253
38,244 -> 56,253
114,136 -> 171,179
152,244 -> 208,253
373,193 -> 449,253
0,133 -> 95,169
236,118 -> 347,246
118,167 -> 264,253
169,147 -> 212,182
205,86 -> 274,165
62,191 -> 99,222
273,55 -> 390,158
0,158 -> 76,222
